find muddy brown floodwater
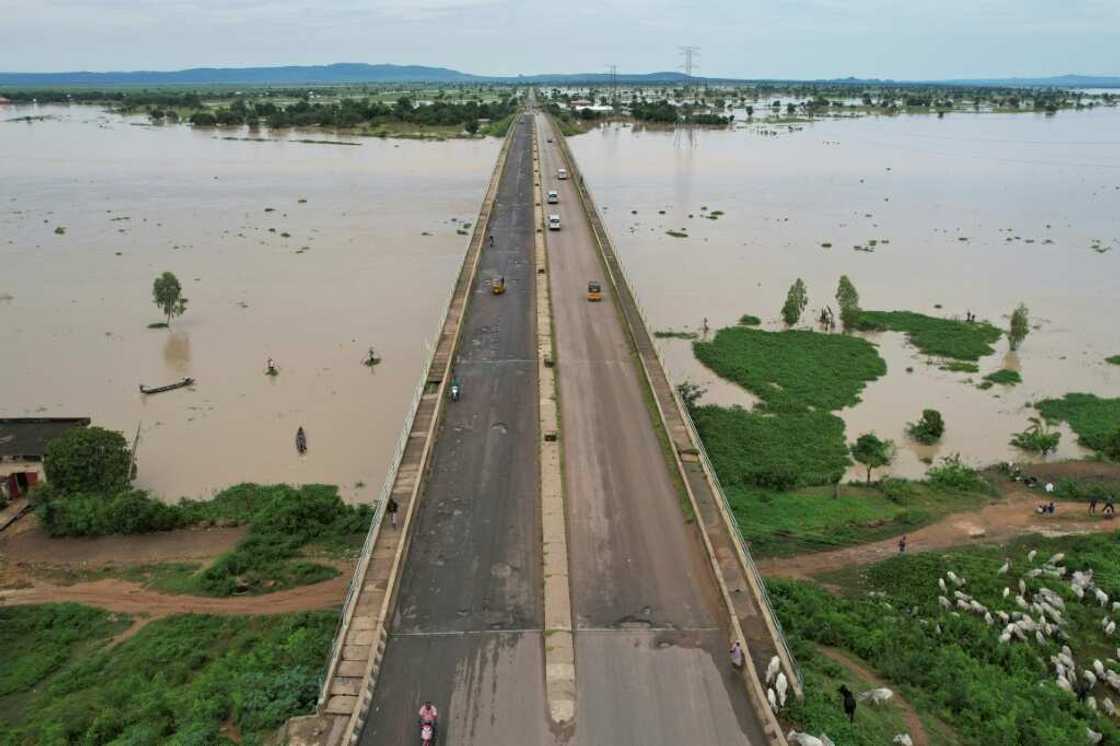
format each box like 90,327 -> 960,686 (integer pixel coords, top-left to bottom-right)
570,108 -> 1120,480
1,105 -> 499,502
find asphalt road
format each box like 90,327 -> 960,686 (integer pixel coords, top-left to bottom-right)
536,113 -> 767,745
360,114 -> 554,745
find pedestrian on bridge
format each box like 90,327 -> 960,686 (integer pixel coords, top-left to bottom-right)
387,496 -> 399,528
730,640 -> 744,671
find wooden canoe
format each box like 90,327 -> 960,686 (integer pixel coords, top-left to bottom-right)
139,377 -> 194,394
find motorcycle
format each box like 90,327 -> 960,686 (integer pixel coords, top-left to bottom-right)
419,720 -> 437,744
449,381 -> 461,401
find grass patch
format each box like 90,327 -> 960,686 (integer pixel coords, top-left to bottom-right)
782,640 -> 927,745
1037,393 -> 1120,453
666,230 -> 688,238
983,369 -> 1022,386
36,483 -> 370,596
738,314 -> 761,327
0,605 -> 334,744
858,310 -> 1002,361
653,329 -> 699,340
694,326 -> 886,414
146,321 -> 169,329
730,480 -> 989,558
940,361 -> 978,373
1107,355 -> 1120,366
481,112 -> 516,137
779,532 -> 1120,744
694,406 -> 850,490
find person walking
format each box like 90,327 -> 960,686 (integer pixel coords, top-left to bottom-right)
729,641 -> 744,671
898,535 -> 907,554
387,496 -> 399,529
1090,496 -> 1099,514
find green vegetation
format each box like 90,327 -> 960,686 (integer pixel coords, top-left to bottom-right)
1010,416 -> 1062,455
152,271 -> 188,326
1009,303 -> 1030,351
654,329 -> 699,339
0,604 -> 334,744
738,314 -> 761,326
983,369 -> 1022,386
44,426 -> 132,495
694,406 -> 850,490
1037,393 -> 1120,455
1107,355 -> 1120,366
36,483 -> 371,596
693,326 -> 886,414
666,229 -> 688,238
781,278 -> 809,326
926,455 -> 992,494
849,433 -> 895,483
835,275 -> 861,331
775,532 -> 1120,744
858,310 -> 1002,361
907,408 -> 945,444
481,112 -> 516,137
727,477 -> 990,558
940,361 -> 979,373
781,641 -> 925,745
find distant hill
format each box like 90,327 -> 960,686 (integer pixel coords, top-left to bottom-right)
939,74 -> 1120,89
0,63 -> 481,86
0,63 -> 1117,88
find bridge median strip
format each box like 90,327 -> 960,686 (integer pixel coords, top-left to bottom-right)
545,115 -> 796,745
532,116 -> 577,727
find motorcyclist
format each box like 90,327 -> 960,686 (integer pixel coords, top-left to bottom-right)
418,701 -> 439,739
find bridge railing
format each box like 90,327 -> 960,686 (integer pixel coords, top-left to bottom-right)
316,276 -> 457,708
572,164 -> 803,693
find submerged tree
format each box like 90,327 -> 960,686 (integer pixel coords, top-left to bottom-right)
835,275 -> 862,331
781,278 -> 809,327
907,409 -> 945,444
152,271 -> 188,326
1010,416 -> 1060,455
676,381 -> 707,412
850,432 -> 895,484
1009,303 -> 1030,351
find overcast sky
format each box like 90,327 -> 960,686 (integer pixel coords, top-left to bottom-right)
2,0 -> 1118,78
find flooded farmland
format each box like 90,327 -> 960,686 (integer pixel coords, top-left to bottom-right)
570,107 -> 1120,479
1,105 -> 499,501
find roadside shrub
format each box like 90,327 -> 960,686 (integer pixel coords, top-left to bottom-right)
926,454 -> 991,493
37,487 -> 187,537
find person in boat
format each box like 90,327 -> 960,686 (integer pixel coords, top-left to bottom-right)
296,426 -> 307,454
365,347 -> 380,366
267,357 -> 277,375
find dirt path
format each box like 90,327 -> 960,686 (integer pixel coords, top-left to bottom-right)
0,575 -> 349,617
818,646 -> 930,746
759,485 -> 1117,580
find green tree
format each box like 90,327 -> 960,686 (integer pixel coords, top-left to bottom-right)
152,271 -> 188,325
1009,303 -> 1030,351
835,275 -> 861,330
850,432 -> 894,484
44,426 -> 132,495
676,381 -> 707,411
907,409 -> 945,444
781,278 -> 809,327
1010,416 -> 1060,455
1104,429 -> 1120,461
464,118 -> 480,135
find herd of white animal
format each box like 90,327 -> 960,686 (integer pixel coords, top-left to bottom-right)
785,548 -> 1116,745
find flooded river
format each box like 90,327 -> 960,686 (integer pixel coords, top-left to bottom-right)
570,108 -> 1120,479
1,105 -> 498,501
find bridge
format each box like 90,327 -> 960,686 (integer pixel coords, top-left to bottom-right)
287,104 -> 798,746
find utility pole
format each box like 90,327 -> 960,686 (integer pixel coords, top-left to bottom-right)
607,64 -> 618,108
679,46 -> 700,94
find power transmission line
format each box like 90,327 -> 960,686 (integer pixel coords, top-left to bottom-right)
679,46 -> 700,81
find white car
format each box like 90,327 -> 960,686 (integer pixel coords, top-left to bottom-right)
557,168 -> 568,180
546,190 -> 559,204
548,214 -> 561,231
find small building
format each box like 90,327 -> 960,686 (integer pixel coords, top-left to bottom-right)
569,99 -> 593,109
0,96 -> 11,105
0,417 -> 89,501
